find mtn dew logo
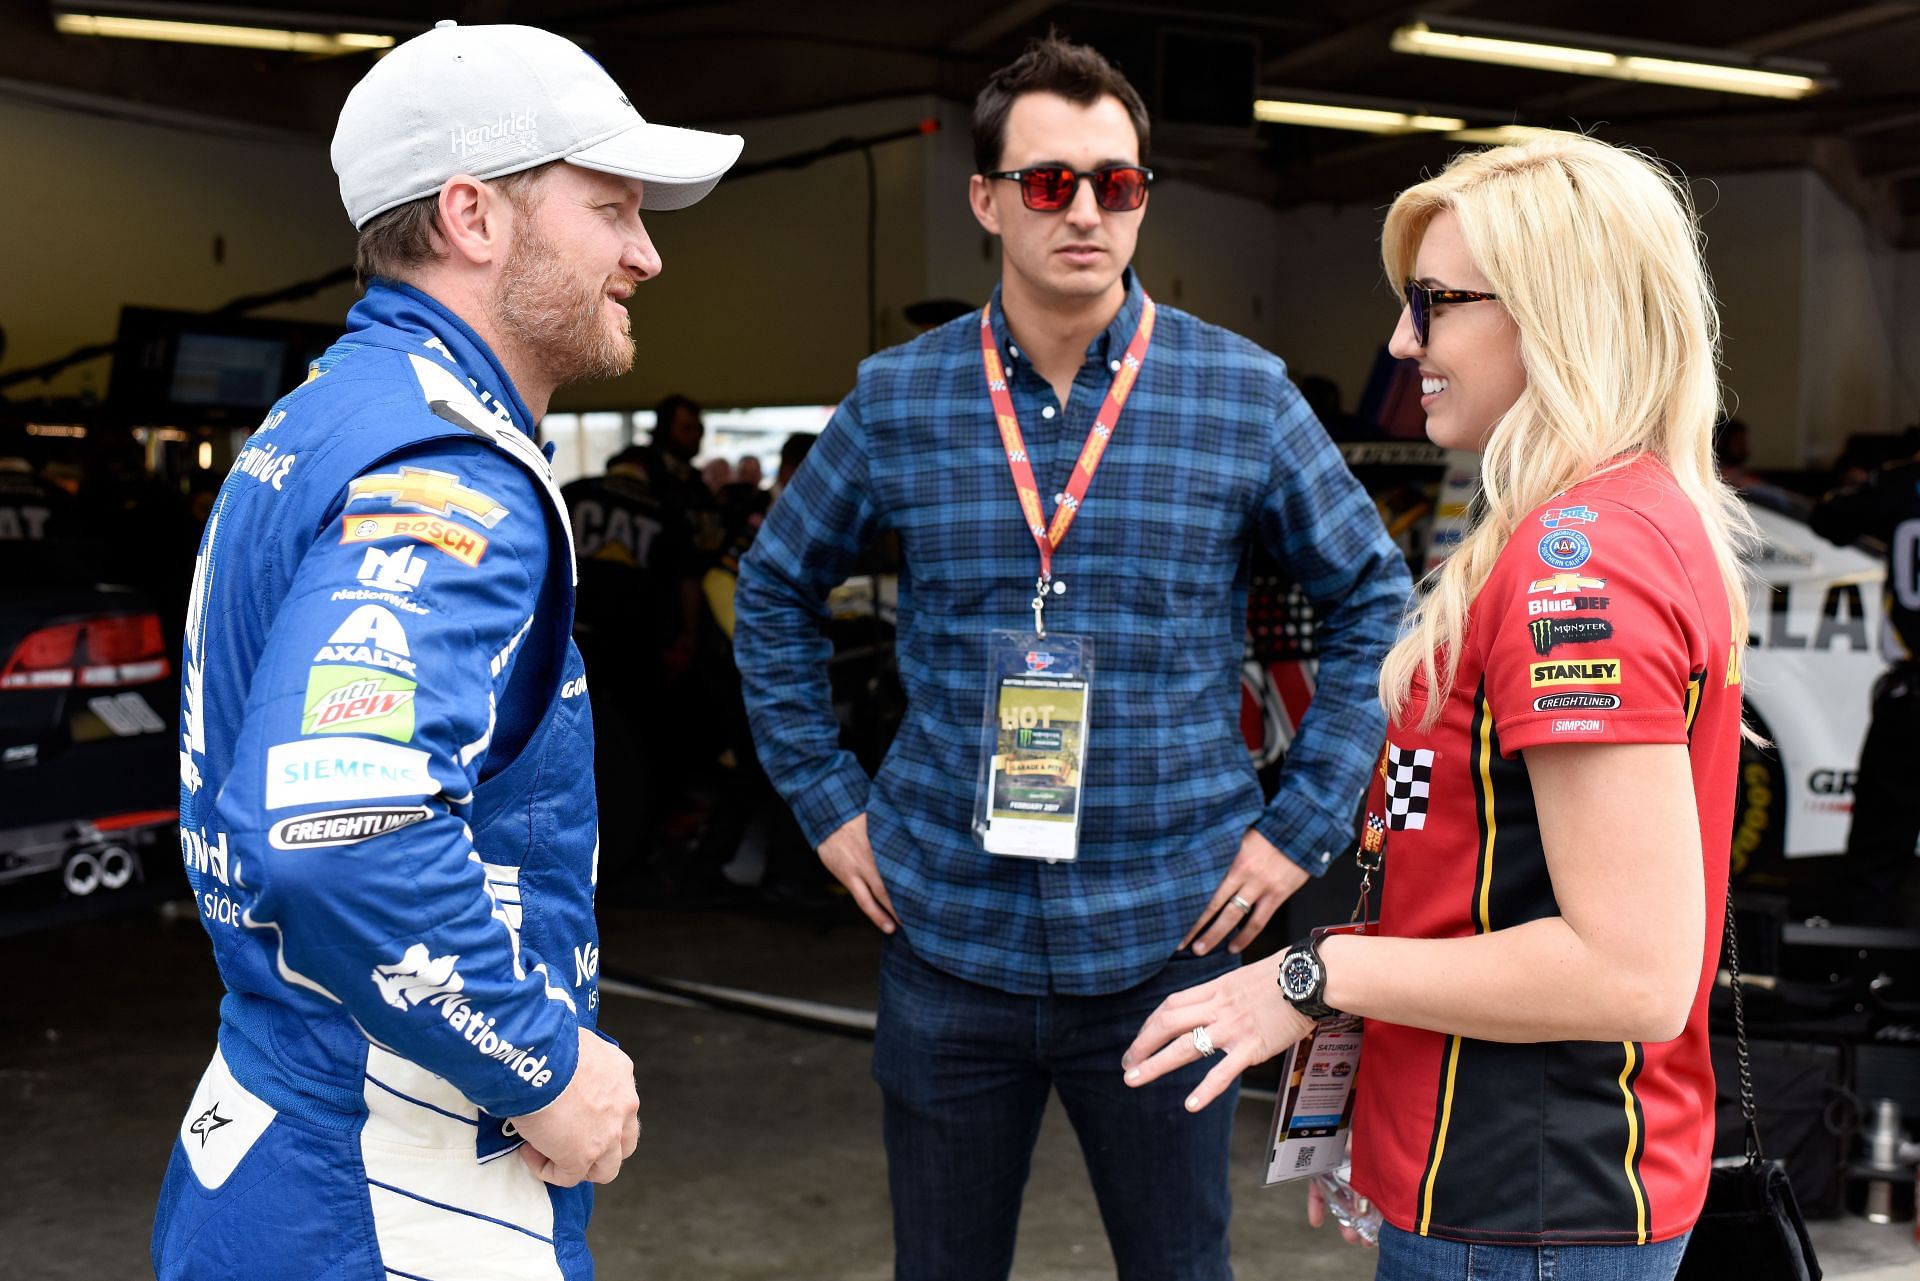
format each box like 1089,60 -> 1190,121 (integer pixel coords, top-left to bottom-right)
302,664 -> 417,742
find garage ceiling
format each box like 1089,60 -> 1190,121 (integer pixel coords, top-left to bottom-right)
5,0 -> 1920,243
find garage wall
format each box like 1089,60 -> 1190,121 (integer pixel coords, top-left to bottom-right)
0,96 -> 357,405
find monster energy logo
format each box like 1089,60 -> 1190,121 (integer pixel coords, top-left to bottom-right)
1529,616 -> 1613,656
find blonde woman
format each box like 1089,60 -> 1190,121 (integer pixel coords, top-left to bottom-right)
1123,132 -> 1754,1279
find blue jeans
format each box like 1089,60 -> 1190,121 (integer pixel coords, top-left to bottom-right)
1377,1225 -> 1692,1281
872,935 -> 1239,1281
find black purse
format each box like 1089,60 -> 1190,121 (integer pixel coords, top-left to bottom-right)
1676,897 -> 1822,1280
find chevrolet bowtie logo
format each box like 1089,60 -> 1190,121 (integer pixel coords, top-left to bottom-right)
1527,573 -> 1606,595
348,467 -> 509,529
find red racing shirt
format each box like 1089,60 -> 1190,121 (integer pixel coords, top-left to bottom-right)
1350,453 -> 1737,1245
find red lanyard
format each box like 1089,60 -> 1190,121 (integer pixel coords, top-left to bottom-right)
979,296 -> 1156,634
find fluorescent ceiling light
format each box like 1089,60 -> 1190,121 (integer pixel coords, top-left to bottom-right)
55,13 -> 394,55
1391,20 -> 1823,100
1447,125 -> 1559,145
1254,99 -> 1465,135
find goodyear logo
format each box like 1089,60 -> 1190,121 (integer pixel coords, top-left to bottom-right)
1529,658 -> 1623,688
341,514 -> 489,568
348,467 -> 509,529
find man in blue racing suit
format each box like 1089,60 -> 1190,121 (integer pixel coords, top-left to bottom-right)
154,22 -> 741,1280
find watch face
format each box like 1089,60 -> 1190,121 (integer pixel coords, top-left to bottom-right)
1281,950 -> 1318,1000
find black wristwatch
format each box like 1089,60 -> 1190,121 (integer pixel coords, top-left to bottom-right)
1277,935 -> 1336,1020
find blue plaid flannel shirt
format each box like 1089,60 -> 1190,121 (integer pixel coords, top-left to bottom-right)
735,272 -> 1410,995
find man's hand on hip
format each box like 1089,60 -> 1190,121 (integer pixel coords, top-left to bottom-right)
1182,828 -> 1310,956
818,813 -> 897,934
512,1027 -> 640,1187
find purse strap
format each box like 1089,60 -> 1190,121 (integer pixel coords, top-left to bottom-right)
1723,892 -> 1764,1163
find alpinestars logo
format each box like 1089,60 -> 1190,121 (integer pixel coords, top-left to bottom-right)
189,1105 -> 232,1147
371,944 -> 556,1089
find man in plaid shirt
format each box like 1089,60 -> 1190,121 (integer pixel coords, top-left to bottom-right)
735,34 -> 1408,1280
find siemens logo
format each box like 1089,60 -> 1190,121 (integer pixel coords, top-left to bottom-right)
265,738 -> 434,810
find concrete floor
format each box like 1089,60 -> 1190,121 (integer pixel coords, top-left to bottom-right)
2,901 -> 1916,1279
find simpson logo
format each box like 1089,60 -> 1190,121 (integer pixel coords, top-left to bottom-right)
1553,718 -> 1606,733
269,805 -> 432,849
348,466 -> 509,528
371,943 -> 556,1088
1528,616 -> 1614,656
1533,692 -> 1621,711
1528,573 -> 1606,595
341,513 -> 489,568
1529,658 -> 1623,688
265,737 -> 434,809
1537,529 -> 1593,570
301,664 -> 417,741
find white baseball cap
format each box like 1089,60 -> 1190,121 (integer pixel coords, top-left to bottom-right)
332,20 -> 744,228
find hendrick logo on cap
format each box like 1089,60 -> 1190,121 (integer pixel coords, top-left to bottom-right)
450,110 -> 541,164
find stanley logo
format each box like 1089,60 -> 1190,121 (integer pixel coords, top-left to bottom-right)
1529,616 -> 1613,656
349,467 -> 509,529
1530,657 -> 1623,688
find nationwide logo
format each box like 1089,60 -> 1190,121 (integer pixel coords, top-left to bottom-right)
302,664 -> 417,740
189,1105 -> 232,1147
371,943 -> 556,1089
1537,529 -> 1593,570
341,513 -> 489,568
268,805 -> 432,850
1529,658 -> 1623,688
357,545 -> 427,594
1533,692 -> 1621,711
348,467 -> 509,529
1539,505 -> 1598,528
1528,616 -> 1614,656
233,441 -> 296,491
1528,573 -> 1607,595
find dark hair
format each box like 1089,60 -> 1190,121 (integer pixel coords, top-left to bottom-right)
779,432 -> 816,475
353,163 -> 559,290
972,33 -> 1150,174
652,393 -> 702,426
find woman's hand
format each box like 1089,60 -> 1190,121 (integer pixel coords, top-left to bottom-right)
1122,956 -> 1317,1111
1306,1174 -> 1373,1248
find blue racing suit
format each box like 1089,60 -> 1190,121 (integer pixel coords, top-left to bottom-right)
155,282 -> 603,1281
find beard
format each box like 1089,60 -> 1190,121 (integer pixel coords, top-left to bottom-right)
489,224 -> 635,388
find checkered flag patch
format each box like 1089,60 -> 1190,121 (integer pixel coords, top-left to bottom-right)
1383,743 -> 1434,830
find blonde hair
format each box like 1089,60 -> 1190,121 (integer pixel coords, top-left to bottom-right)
1378,132 -> 1756,727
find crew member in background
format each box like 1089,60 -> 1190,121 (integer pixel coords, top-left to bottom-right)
1811,441 -> 1920,924
734,33 -> 1406,1280
153,21 -> 740,1280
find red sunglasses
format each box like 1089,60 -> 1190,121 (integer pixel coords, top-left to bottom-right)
984,164 -> 1153,212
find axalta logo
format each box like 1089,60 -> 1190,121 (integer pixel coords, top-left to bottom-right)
1532,692 -> 1620,711
371,943 -> 555,1088
1024,651 -> 1057,672
313,604 -> 415,677
341,513 -> 489,568
234,441 -> 296,491
449,110 -> 540,162
268,805 -> 432,849
1529,658 -> 1623,688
